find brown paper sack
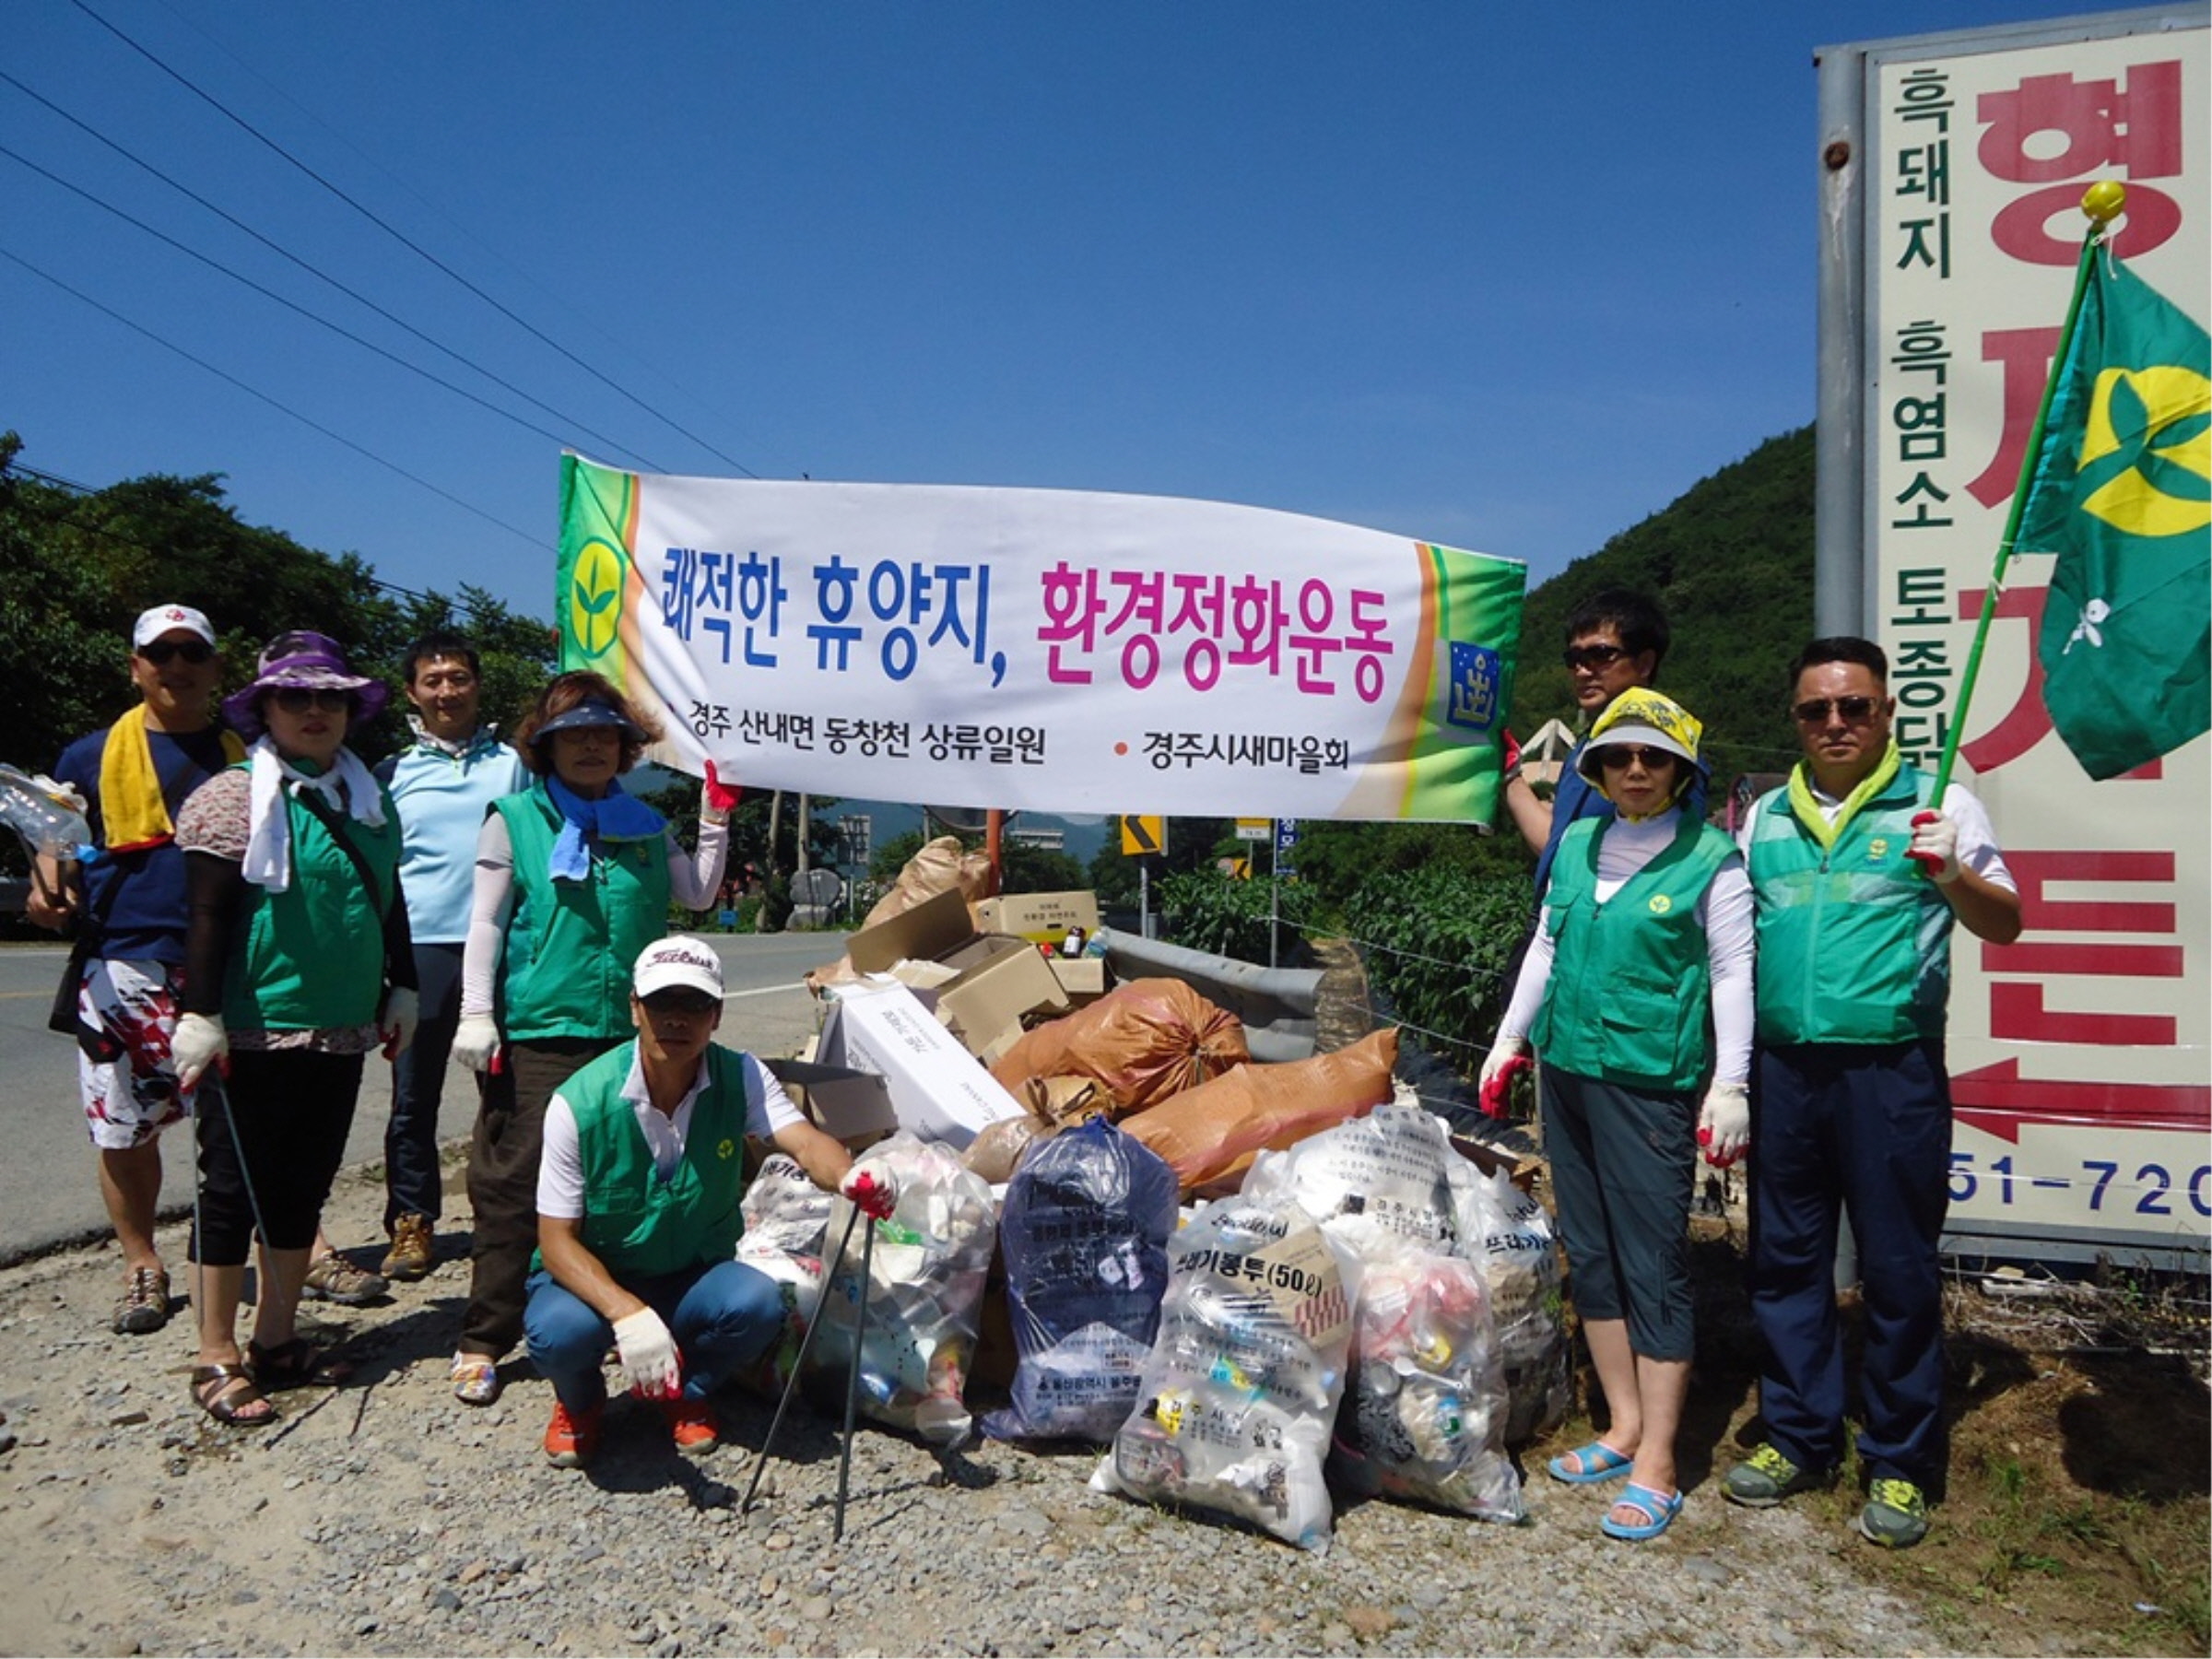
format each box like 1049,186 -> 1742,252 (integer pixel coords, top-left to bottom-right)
1119,1027 -> 1400,1194
989,978 -> 1248,1114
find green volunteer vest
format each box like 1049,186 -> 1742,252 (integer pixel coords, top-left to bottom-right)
1746,765 -> 1951,1046
495,784 -> 671,1041
555,1041 -> 752,1279
1531,813 -> 1735,1094
222,768 -> 400,1032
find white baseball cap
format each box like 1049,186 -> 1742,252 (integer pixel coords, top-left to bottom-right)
633,935 -> 724,1001
132,604 -> 216,650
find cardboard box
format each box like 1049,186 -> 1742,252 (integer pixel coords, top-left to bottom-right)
765,1056 -> 900,1150
972,890 -> 1100,947
816,982 -> 1029,1148
844,887 -> 976,975
1046,955 -> 1108,1002
936,942 -> 1068,1054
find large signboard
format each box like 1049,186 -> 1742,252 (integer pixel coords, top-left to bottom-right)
556,459 -> 1524,821
1826,6 -> 2209,1264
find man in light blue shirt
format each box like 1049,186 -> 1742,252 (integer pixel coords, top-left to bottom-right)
371,632 -> 531,1280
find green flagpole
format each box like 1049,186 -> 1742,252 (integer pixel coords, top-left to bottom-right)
1929,182 -> 2125,803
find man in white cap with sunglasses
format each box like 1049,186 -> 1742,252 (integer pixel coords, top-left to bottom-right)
1726,636 -> 2019,1550
29,605 -> 241,1335
524,935 -> 893,1469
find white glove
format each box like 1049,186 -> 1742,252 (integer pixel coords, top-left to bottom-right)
452,1012 -> 501,1073
1907,809 -> 1962,885
1698,1081 -> 1750,1168
612,1306 -> 682,1400
379,987 -> 419,1059
171,1012 -> 228,1090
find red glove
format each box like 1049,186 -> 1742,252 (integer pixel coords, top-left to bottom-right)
702,759 -> 742,818
1477,1044 -> 1532,1120
841,1168 -> 897,1221
1500,727 -> 1523,779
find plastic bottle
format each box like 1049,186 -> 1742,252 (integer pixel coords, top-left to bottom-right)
0,767 -> 90,859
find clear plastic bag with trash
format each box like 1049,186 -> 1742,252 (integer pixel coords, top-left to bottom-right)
803,1132 -> 998,1445
1451,1159 -> 1571,1445
1089,1194 -> 1363,1551
731,1153 -> 836,1394
1326,1236 -> 1524,1522
0,766 -> 90,859
982,1116 -> 1179,1444
1237,1100 -> 1461,1252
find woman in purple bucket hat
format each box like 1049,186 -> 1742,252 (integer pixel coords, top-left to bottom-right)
166,631 -> 419,1426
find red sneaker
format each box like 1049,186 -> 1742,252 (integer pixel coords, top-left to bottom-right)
543,1399 -> 602,1468
661,1396 -> 721,1456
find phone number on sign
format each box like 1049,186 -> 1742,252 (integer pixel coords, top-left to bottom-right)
1950,1154 -> 2212,1219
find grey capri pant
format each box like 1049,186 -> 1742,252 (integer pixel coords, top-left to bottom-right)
1541,1065 -> 1698,1362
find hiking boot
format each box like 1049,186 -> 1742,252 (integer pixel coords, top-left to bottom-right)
302,1251 -> 389,1306
661,1397 -> 721,1457
1722,1441 -> 1821,1508
112,1265 -> 171,1335
544,1399 -> 603,1469
1858,1477 -> 1930,1548
380,1214 -> 435,1281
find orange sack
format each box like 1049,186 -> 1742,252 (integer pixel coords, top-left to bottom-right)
1119,1028 -> 1401,1194
989,978 -> 1248,1114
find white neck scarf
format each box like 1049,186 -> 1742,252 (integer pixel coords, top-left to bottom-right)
241,735 -> 386,891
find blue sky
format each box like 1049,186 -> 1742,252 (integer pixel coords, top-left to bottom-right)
3,0 -> 2152,623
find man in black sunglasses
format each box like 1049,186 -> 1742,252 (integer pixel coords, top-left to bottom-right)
1724,636 -> 2020,1550
29,604 -> 241,1337
1501,589 -> 1704,892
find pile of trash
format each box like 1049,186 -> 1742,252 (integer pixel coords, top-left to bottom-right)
734,836 -> 1565,1550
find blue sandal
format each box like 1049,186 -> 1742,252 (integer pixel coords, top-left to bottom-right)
1546,1441 -> 1634,1485
1601,1482 -> 1684,1541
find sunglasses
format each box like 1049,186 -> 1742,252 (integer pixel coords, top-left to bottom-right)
642,991 -> 720,1017
1563,643 -> 1629,671
270,688 -> 354,714
1597,744 -> 1677,771
1792,695 -> 1881,725
137,640 -> 214,666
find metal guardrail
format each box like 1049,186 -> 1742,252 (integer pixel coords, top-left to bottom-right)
1102,932 -> 1323,1063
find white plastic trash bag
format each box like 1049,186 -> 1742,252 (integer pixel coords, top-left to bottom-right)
731,1154 -> 835,1392
1452,1162 -> 1571,1445
804,1133 -> 997,1445
1090,1194 -> 1363,1551
1237,1101 -> 1461,1251
1328,1238 -> 1524,1522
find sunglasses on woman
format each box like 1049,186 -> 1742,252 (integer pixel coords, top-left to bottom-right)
1597,745 -> 1677,771
137,640 -> 214,666
270,688 -> 353,713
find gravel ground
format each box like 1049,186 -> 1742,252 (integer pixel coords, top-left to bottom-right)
0,1149 -> 1949,1659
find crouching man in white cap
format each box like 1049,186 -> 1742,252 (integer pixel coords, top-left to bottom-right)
526,935 -> 889,1467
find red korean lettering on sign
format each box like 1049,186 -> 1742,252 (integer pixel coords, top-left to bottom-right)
1976,59 -> 2186,265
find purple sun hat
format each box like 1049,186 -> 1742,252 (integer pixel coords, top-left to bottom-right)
222,630 -> 390,740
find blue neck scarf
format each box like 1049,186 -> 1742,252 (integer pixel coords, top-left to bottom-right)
544,774 -> 665,881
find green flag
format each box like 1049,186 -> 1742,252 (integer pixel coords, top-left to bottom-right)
2018,257 -> 2210,781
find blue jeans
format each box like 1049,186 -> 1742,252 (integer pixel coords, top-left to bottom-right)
524,1260 -> 785,1412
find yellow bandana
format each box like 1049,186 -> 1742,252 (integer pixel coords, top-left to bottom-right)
98,706 -> 244,852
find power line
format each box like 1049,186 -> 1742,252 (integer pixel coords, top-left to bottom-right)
0,139 -> 635,465
0,242 -> 546,550
0,67 -> 664,473
70,0 -> 760,479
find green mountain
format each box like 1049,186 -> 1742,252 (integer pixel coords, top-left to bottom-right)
1508,424 -> 1816,791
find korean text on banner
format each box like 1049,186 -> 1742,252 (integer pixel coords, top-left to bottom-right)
556,460 -> 1524,824
2016,255 -> 2211,781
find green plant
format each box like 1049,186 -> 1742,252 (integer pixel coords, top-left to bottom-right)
1343,861 -> 1532,1064
1158,867 -> 1317,963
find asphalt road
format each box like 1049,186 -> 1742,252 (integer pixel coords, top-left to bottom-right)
0,932 -> 833,1263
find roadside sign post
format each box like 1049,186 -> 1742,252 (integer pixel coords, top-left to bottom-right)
1121,816 -> 1166,938
1270,818 -> 1300,968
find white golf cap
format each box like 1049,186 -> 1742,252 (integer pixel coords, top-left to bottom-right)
132,604 -> 216,649
633,935 -> 724,1000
